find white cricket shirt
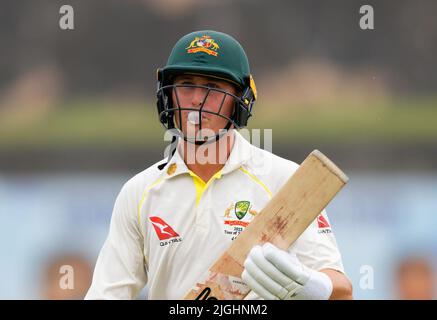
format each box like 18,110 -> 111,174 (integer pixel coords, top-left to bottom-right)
85,130 -> 345,299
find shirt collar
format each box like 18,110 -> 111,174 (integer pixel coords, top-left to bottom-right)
221,129 -> 253,174
161,129 -> 253,180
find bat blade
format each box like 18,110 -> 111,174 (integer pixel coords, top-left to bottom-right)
184,149 -> 348,300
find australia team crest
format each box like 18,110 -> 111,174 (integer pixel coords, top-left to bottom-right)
186,35 -> 220,56
223,200 -> 258,241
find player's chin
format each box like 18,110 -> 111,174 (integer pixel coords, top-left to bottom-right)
183,127 -> 228,143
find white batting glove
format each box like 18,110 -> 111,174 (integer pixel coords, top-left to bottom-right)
241,243 -> 333,300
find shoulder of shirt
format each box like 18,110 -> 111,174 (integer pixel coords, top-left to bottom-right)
244,142 -> 300,194
117,158 -> 168,200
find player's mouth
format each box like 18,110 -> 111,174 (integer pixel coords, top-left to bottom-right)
187,111 -> 211,125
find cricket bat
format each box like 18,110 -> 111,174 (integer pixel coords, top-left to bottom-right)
184,149 -> 349,300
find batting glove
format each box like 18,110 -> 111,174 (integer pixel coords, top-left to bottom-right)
242,243 -> 333,300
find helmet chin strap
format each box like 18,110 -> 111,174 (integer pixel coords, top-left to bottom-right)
157,135 -> 178,170
184,120 -> 233,145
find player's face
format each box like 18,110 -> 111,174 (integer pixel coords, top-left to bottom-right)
171,75 -> 238,141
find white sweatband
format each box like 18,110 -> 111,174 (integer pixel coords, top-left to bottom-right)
288,268 -> 333,300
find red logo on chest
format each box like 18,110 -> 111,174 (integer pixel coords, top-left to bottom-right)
149,216 -> 180,240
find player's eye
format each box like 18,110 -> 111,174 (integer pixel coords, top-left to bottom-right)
206,83 -> 219,89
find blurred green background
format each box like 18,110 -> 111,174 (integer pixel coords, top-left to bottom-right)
1,97 -> 437,148
1,0 -> 436,172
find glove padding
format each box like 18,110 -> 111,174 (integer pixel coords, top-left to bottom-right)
242,243 -> 333,300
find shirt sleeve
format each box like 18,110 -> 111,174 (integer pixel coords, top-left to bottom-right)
289,209 -> 345,273
85,182 -> 148,299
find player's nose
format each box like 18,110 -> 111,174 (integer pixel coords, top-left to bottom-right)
191,87 -> 207,109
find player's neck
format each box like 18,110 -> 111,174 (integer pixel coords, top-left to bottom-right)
182,131 -> 235,183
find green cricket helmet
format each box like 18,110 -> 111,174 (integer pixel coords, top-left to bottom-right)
156,30 -> 257,134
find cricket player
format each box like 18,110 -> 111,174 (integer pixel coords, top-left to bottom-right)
85,30 -> 353,300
